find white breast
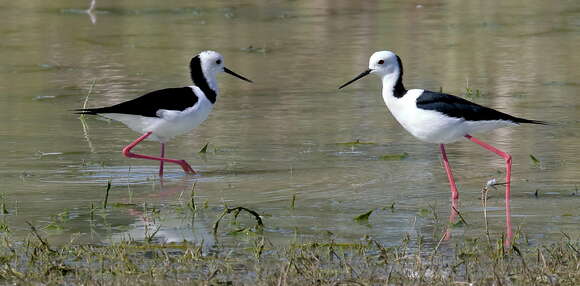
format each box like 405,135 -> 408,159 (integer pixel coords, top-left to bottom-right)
151,86 -> 213,142
382,89 -> 467,143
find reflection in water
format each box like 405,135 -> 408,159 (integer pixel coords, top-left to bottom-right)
86,0 -> 96,25
0,0 -> 578,247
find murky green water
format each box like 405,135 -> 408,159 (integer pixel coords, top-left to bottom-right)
0,0 -> 578,248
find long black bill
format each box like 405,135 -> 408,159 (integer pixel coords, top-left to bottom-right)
338,69 -> 372,89
224,67 -> 253,83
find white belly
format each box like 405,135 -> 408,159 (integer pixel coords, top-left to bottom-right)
102,95 -> 213,143
151,98 -> 213,142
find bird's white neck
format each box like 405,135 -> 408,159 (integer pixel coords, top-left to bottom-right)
205,74 -> 219,95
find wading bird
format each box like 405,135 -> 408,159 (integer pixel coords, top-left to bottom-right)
77,51 -> 252,177
339,51 -> 544,243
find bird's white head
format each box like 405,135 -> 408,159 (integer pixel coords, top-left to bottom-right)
196,50 -> 225,79
339,51 -> 405,96
189,51 -> 252,99
368,51 -> 400,76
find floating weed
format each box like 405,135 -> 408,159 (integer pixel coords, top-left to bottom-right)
45,210 -> 71,231
465,86 -> 484,99
512,91 -> 528,98
102,180 -> 111,209
213,206 -> 264,235
44,222 -> 64,231
252,237 -> 266,259
417,208 -> 431,217
542,80 -> 578,86
0,221 -> 9,233
354,209 -> 374,223
336,139 -> 375,146
227,227 -> 259,237
529,154 -> 541,166
379,152 -> 408,160
88,202 -> 95,222
290,194 -> 296,209
450,220 -> 466,228
452,206 -> 469,226
187,182 -> 197,212
111,202 -> 138,208
26,221 -> 55,253
198,143 -> 209,154
0,193 -> 9,214
144,225 -> 161,244
241,45 -> 268,54
382,202 -> 396,211
57,210 -> 71,222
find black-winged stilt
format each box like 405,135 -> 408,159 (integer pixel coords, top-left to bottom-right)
77,50 -> 252,177
339,51 -> 545,243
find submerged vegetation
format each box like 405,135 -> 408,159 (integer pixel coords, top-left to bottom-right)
0,181 -> 577,284
0,230 -> 577,285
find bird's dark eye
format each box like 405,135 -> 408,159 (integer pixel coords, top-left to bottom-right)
378,60 -> 384,64
216,59 -> 222,65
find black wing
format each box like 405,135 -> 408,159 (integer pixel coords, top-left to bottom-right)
416,90 -> 545,124
76,87 -> 199,118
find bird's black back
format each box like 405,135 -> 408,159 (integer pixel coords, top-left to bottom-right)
76,87 -> 199,118
416,90 -> 545,124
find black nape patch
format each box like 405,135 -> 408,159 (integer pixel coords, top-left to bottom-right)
393,55 -> 406,98
75,87 -> 199,118
190,56 -> 217,104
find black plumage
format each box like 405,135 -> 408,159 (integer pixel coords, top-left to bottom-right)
393,55 -> 407,98
75,87 -> 198,118
416,90 -> 545,124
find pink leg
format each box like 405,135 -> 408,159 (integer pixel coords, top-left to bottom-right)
440,144 -> 459,200
464,134 -> 512,246
122,132 -> 197,175
159,143 -> 165,177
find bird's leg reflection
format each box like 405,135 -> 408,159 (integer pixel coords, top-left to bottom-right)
159,143 -> 165,177
444,198 -> 459,241
505,195 -> 513,247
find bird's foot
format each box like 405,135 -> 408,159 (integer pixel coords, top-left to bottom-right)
177,160 -> 197,175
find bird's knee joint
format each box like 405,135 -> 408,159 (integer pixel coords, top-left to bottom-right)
122,148 -> 132,157
505,154 -> 512,163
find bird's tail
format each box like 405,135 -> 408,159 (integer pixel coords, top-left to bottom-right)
515,117 -> 549,125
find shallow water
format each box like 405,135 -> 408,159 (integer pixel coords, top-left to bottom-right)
0,0 -> 578,248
